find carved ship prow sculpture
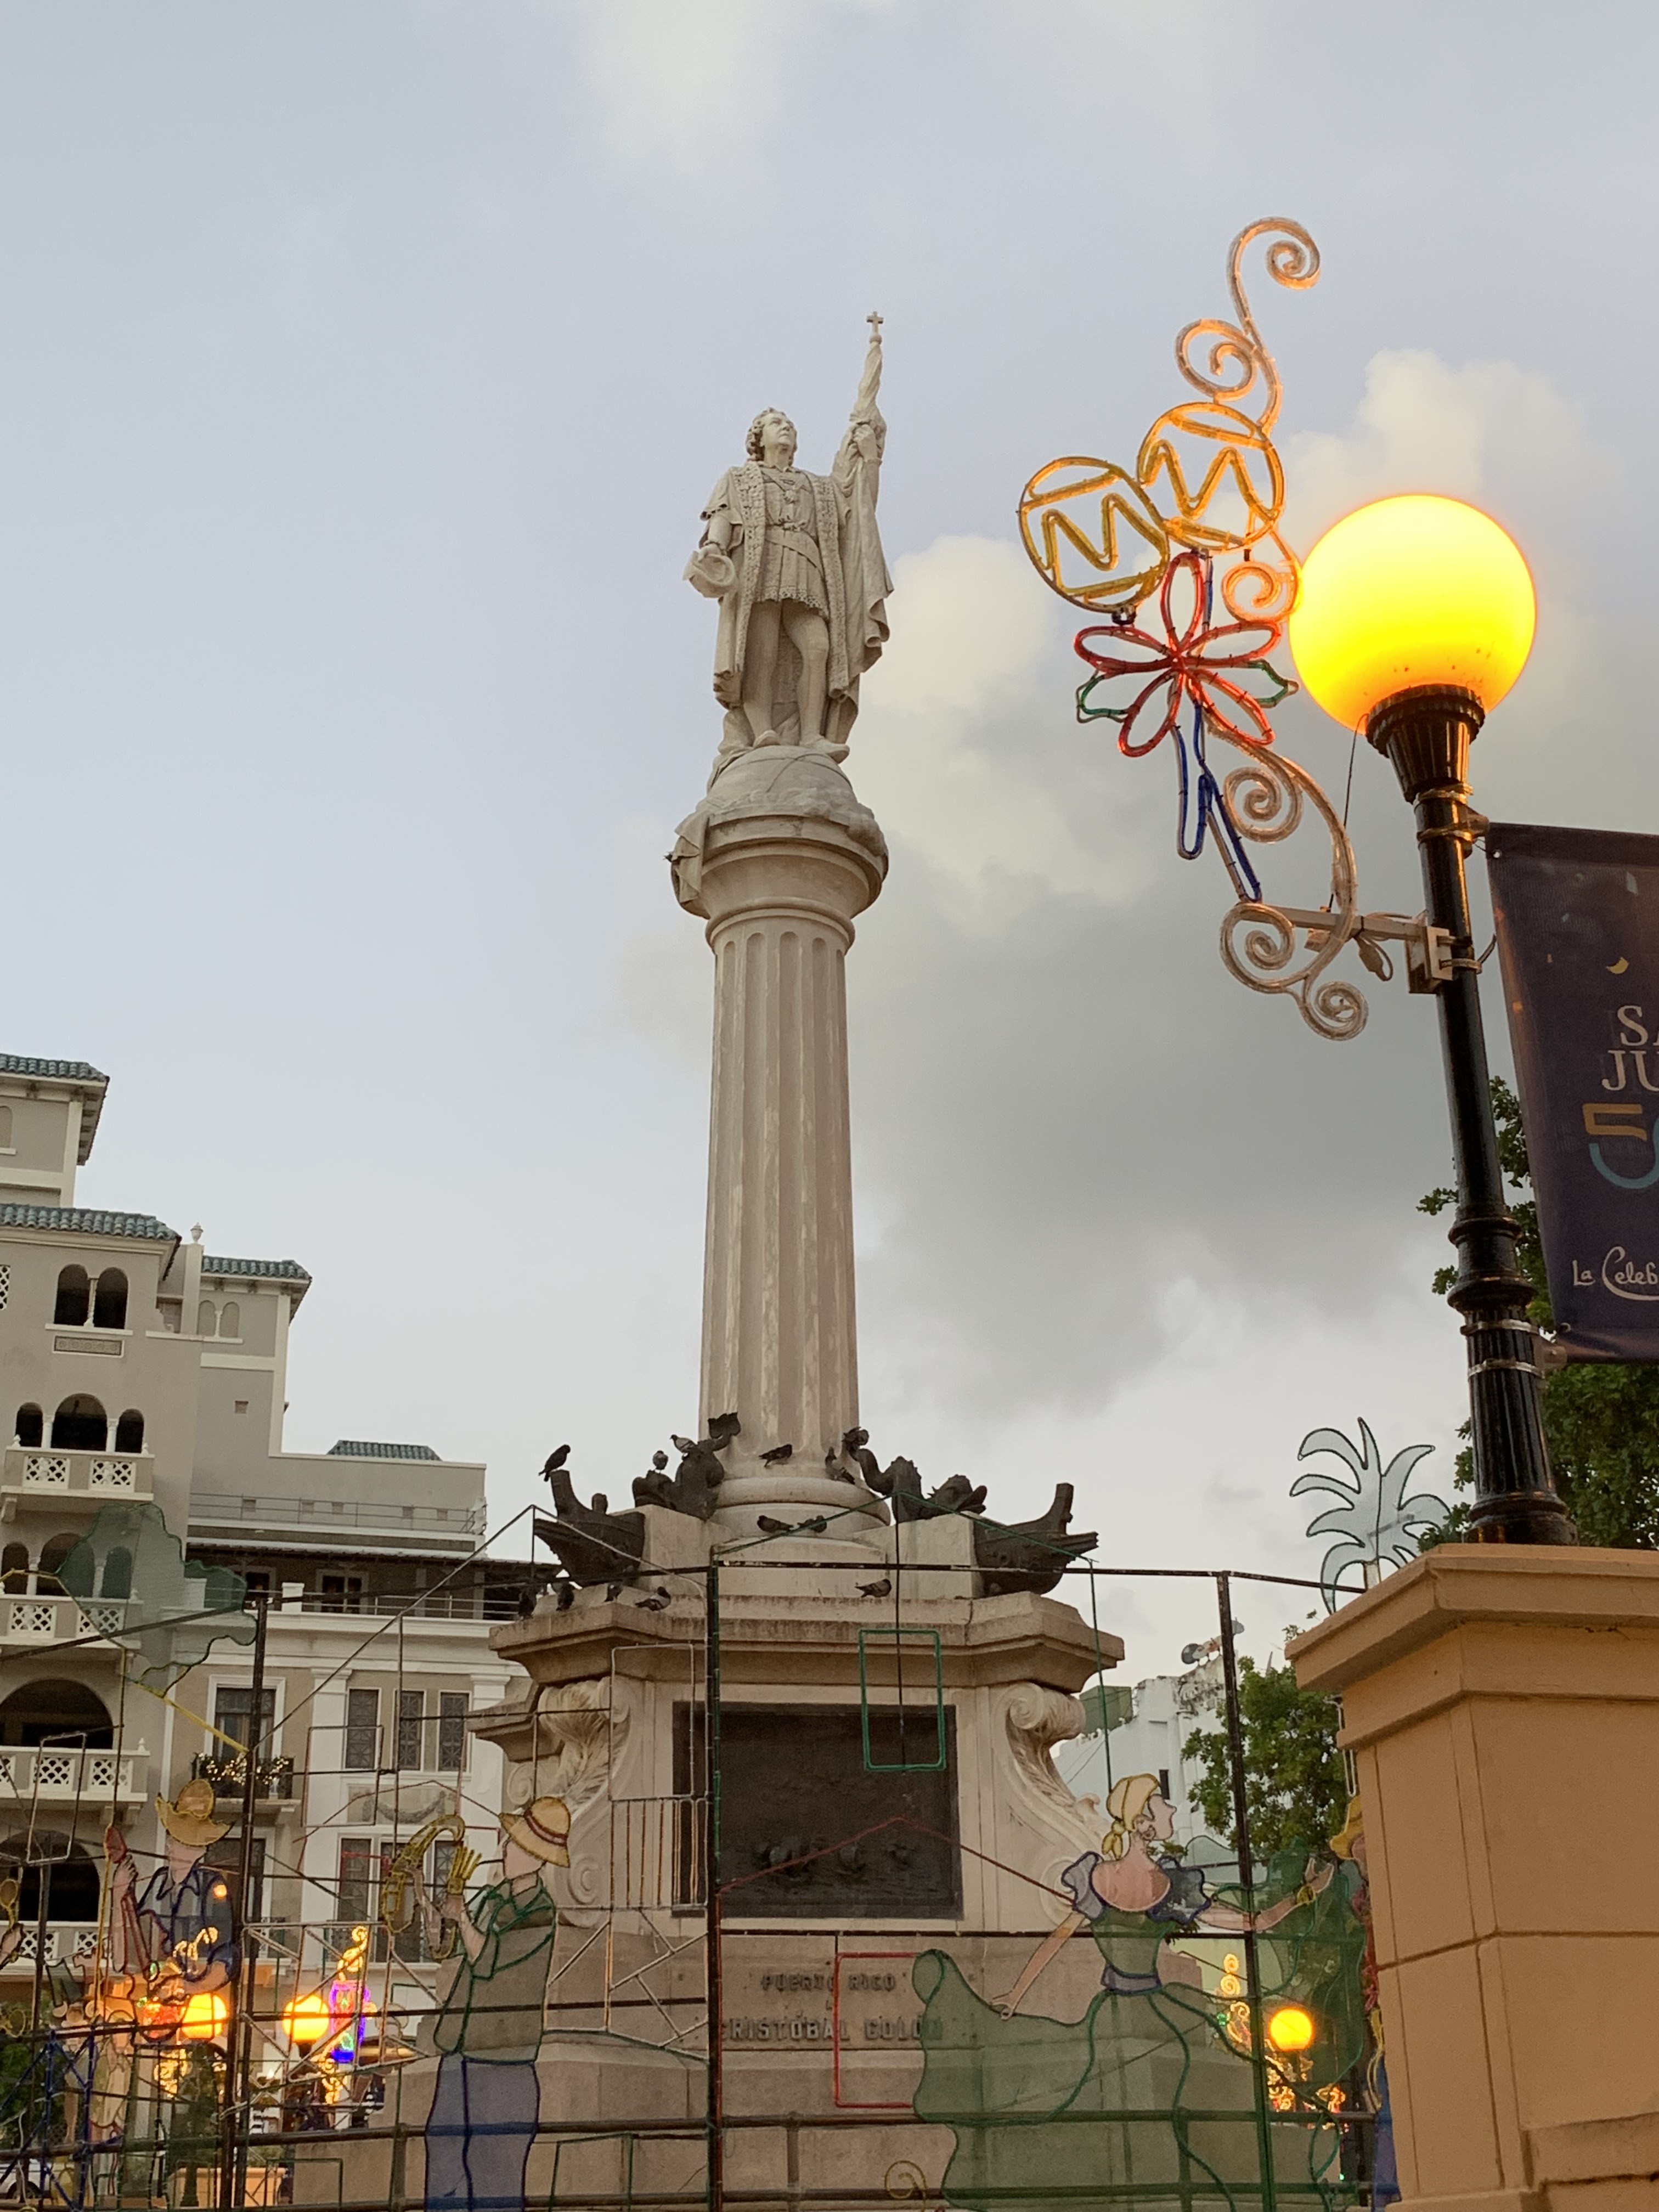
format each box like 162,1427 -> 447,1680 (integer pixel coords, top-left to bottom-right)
533,1431 -> 1095,1601
971,1482 -> 1098,1598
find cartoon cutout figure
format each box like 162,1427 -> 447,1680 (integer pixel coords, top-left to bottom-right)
418,1796 -> 569,2212
912,1774 -> 1342,2212
1330,1797 -> 1397,2210
997,1771 -> 1331,2012
109,1778 -> 238,2027
91,1784 -> 236,2152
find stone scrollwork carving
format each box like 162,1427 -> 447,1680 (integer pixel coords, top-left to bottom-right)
999,1684 -> 1102,1863
502,1679 -> 626,1820
496,1681 -> 637,1917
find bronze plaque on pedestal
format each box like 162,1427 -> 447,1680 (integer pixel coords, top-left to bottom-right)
677,1704 -> 960,1919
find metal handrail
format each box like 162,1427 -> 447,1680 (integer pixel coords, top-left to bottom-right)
189,1491 -> 487,1536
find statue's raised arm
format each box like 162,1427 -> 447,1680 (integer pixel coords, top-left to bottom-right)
686,317 -> 892,774
833,313 -> 886,498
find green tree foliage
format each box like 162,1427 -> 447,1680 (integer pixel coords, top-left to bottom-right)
1182,1651 -> 1347,1865
1420,1077 -> 1659,1549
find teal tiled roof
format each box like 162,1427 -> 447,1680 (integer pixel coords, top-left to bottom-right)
201,1254 -> 312,1284
0,1205 -> 172,1239
328,1440 -> 440,1461
0,1056 -> 108,1083
0,1055 -> 111,1161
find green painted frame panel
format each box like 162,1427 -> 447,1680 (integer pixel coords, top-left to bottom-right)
857,1624 -> 947,1771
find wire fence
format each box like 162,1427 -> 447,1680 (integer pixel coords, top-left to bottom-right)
0,1536 -> 1384,2212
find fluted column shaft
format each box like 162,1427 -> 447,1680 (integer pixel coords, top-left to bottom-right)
704,893 -> 856,1461
672,754 -> 886,1508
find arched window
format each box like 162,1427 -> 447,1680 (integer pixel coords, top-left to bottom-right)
220,1300 -> 240,1340
0,1543 -> 26,1592
0,1678 -> 114,1748
50,1395 -> 107,1451
35,1533 -> 80,1595
197,1300 -> 216,1338
0,1831 -> 100,1922
92,1269 -> 127,1330
15,1404 -> 42,1447
53,1266 -> 90,1327
99,1547 -> 133,1599
114,1409 -> 144,1454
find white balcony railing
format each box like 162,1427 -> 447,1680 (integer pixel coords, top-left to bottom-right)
294,1592 -> 519,1622
0,1743 -> 148,1801
1,1591 -> 133,1647
190,1490 -> 486,1539
1,1446 -> 154,1503
0,1922 -> 101,1973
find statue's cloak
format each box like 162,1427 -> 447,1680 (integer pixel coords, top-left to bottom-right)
701,410 -> 890,750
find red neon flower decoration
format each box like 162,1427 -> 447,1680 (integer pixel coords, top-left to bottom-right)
1074,551 -> 1293,756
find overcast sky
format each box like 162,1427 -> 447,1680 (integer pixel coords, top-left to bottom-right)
2,1 -> 1649,1674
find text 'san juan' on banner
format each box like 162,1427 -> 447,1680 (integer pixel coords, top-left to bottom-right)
1490,821 -> 1659,1359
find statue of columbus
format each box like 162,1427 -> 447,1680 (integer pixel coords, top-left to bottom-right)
685,317 -> 890,770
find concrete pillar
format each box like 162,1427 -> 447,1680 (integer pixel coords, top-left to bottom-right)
1291,1547 -> 1659,2212
672,748 -> 887,1517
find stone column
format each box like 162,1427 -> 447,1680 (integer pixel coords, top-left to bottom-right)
672,748 -> 887,1519
1291,1547 -> 1659,2212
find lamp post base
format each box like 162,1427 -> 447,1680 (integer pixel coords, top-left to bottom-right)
1469,1489 -> 1578,1544
1367,685 -> 1577,1548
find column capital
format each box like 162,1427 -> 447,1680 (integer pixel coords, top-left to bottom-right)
670,745 -> 887,926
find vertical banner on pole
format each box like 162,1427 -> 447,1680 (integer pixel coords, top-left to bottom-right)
1488,820 -> 1659,1359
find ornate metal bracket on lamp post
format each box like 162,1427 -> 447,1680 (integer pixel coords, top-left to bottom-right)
1020,219 -> 1576,1546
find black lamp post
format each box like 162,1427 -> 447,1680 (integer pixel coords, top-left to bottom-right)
1367,684 -> 1575,1543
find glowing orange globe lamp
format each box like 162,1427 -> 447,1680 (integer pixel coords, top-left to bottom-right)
1266,2002 -> 1316,2056
1289,493 -> 1573,1548
1289,495 -> 1535,731
282,1988 -> 331,2052
179,1990 -> 232,2044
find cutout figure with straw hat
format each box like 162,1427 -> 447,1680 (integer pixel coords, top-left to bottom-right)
417,1794 -> 571,2212
109,1778 -> 238,2029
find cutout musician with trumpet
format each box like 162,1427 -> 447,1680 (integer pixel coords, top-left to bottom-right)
390,1795 -> 573,2212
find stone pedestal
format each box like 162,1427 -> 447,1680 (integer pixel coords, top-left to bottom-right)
1290,1548 -> 1659,2212
451,1564 -> 1125,2200
671,747 -> 887,1513
482,1569 -> 1122,1937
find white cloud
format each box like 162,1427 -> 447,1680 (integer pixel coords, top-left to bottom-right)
851,534 -> 1160,905
1283,348 -> 1604,545
856,1257 -> 1467,1677
562,0 -> 894,166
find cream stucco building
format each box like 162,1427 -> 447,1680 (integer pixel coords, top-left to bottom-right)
0,1051 -> 535,2023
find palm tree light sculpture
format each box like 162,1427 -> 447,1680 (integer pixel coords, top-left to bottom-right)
1292,1421 -> 1447,1613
